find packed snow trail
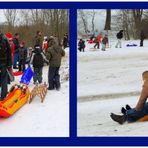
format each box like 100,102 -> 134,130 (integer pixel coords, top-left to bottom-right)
0,49 -> 69,137
78,40 -> 148,136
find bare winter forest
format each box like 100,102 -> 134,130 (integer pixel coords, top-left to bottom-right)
0,9 -> 69,46
78,9 -> 148,39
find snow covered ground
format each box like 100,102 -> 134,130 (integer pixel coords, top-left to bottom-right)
0,49 -> 69,137
77,39 -> 148,136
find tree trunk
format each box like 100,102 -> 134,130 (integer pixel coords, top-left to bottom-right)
104,9 -> 111,31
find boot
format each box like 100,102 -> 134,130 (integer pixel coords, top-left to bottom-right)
126,104 -> 131,110
110,113 -> 127,124
121,107 -> 126,115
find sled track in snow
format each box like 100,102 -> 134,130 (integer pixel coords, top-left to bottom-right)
78,91 -> 140,103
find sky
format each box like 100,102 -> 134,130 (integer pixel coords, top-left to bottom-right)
0,10 -> 6,23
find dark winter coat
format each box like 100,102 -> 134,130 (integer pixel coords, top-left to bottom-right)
78,40 -> 85,49
34,35 -> 42,48
63,35 -> 68,46
30,47 -> 48,68
19,47 -> 27,61
0,34 -> 12,68
102,37 -> 108,45
13,37 -> 20,53
46,41 -> 65,67
116,30 -> 123,39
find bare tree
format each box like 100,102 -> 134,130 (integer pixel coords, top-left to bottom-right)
3,9 -> 18,27
78,10 -> 88,34
133,9 -> 143,38
104,9 -> 111,32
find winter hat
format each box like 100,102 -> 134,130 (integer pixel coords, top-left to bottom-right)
5,32 -> 12,41
44,36 -> 47,40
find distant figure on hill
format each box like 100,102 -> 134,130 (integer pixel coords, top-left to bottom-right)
78,39 -> 85,52
115,30 -> 123,48
140,30 -> 145,47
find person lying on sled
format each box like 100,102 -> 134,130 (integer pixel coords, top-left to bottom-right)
110,71 -> 148,124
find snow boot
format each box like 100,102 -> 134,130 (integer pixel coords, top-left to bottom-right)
110,113 -> 127,124
121,107 -> 126,115
126,104 -> 131,110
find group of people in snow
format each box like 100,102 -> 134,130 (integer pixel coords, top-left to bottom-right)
78,33 -> 109,52
78,29 -> 146,52
0,30 -> 67,101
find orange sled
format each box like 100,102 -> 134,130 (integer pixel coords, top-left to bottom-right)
0,84 -> 30,117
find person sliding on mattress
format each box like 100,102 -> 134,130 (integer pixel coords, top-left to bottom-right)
110,71 -> 148,124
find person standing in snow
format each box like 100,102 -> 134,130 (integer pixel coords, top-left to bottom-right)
46,38 -> 65,90
140,30 -> 145,47
78,39 -> 85,52
63,33 -> 68,49
101,34 -> 108,51
30,45 -> 48,84
33,30 -> 42,48
115,30 -> 123,48
5,33 -> 15,62
94,33 -> 102,49
110,71 -> 148,124
13,33 -> 20,69
18,41 -> 27,72
0,33 -> 12,100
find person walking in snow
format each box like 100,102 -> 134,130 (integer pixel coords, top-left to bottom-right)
110,71 -> 148,124
115,30 -> 123,48
46,38 -> 65,90
140,30 -> 145,47
94,33 -> 102,49
18,41 -> 27,72
101,34 -> 108,51
30,45 -> 48,84
78,39 -> 85,52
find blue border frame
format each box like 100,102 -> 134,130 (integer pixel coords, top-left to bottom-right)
0,1 -> 148,146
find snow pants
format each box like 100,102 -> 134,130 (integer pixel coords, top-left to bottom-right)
0,64 -> 8,100
94,42 -> 100,49
115,39 -> 122,48
101,44 -> 106,51
33,67 -> 43,84
19,59 -> 26,72
127,102 -> 148,122
48,67 -> 60,90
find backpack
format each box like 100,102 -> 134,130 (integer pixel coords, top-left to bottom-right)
0,35 -> 7,61
33,53 -> 44,68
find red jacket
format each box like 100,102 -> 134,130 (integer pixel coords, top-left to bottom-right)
95,35 -> 102,43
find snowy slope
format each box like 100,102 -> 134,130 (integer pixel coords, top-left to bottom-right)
0,49 -> 69,137
78,40 -> 148,136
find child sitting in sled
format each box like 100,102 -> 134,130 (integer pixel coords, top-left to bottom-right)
110,71 -> 148,124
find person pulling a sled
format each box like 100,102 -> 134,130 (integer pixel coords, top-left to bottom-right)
110,71 -> 148,124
